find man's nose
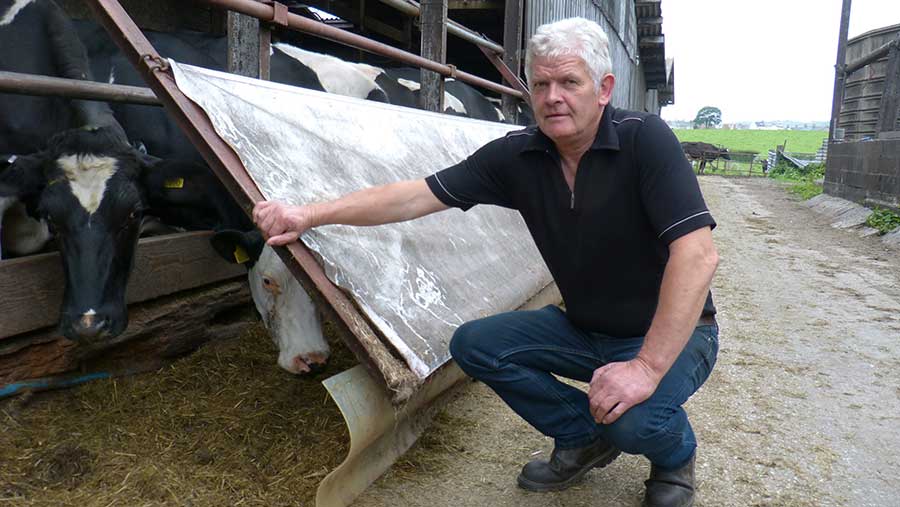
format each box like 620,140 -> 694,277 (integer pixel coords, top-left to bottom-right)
544,82 -> 563,103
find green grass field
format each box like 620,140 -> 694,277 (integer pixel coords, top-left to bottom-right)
673,129 -> 827,155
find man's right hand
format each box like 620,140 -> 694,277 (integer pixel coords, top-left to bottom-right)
252,200 -> 317,246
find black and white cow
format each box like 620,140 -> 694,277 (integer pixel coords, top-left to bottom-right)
1,0 -> 127,258
0,125 -> 231,341
380,67 -> 505,122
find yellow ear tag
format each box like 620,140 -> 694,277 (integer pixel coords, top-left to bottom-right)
164,177 -> 185,189
233,245 -> 250,264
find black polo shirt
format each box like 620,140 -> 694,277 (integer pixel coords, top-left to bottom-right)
425,106 -> 717,338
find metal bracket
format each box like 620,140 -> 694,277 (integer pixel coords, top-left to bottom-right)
259,0 -> 289,28
141,54 -> 170,73
477,44 -> 530,106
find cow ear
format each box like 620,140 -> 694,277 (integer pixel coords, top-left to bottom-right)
138,156 -> 205,205
0,154 -> 47,199
210,229 -> 265,267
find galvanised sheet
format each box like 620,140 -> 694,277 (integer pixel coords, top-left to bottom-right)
171,62 -> 552,379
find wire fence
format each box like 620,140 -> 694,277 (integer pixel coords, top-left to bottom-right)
690,150 -> 768,177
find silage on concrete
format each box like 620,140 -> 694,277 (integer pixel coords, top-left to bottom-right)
0,321 -> 359,506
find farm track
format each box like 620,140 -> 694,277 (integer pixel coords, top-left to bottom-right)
354,176 -> 900,507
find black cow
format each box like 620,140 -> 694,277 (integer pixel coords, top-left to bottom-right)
0,125 -> 246,342
1,0 -> 128,258
380,67 -> 506,122
680,141 -> 730,174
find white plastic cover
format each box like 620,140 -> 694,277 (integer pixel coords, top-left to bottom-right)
171,63 -> 552,379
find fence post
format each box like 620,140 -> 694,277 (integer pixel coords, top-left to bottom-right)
829,0 -> 853,143
876,43 -> 900,135
419,0 -> 447,113
227,12 -> 261,79
501,0 -> 524,123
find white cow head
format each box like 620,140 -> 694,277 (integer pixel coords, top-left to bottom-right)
211,230 -> 330,374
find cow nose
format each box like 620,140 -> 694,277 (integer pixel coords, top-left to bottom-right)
287,353 -> 329,375
71,312 -> 109,340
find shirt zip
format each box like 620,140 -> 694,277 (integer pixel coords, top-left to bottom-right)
570,191 -> 575,210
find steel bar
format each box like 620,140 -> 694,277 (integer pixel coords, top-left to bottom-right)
0,70 -> 159,105
197,0 -> 524,98
843,35 -> 900,76
376,0 -> 504,54
83,0 -> 418,399
478,45 -> 530,107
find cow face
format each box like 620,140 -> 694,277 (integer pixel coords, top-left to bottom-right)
0,126 -> 206,344
0,127 -> 144,342
211,230 -> 331,374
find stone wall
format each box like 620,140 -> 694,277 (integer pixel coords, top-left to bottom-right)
824,138 -> 900,212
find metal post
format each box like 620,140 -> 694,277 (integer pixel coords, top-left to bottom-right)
501,0 -> 524,123
259,24 -> 271,81
829,0 -> 852,143
419,0 -> 447,112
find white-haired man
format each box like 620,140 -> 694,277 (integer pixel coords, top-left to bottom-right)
254,17 -> 718,507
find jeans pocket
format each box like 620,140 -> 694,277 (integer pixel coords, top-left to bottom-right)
694,326 -> 719,387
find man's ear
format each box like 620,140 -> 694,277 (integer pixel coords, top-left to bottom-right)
598,73 -> 615,107
210,229 -> 265,268
0,154 -> 47,199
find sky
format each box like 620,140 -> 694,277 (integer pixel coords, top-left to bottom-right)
659,0 -> 900,123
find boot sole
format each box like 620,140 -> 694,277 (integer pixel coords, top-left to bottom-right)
516,448 -> 622,492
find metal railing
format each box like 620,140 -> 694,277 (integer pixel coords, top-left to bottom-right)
199,0 -> 525,99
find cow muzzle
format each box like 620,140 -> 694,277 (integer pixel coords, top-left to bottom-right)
282,351 -> 330,375
67,311 -> 110,341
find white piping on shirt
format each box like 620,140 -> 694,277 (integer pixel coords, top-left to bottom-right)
612,117 -> 645,125
433,173 -> 476,206
658,211 -> 711,239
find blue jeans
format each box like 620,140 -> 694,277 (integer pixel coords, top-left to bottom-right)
449,305 -> 718,470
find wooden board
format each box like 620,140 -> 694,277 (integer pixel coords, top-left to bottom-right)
0,279 -> 254,387
0,231 -> 246,339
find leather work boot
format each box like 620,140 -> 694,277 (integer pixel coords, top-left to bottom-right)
516,437 -> 621,492
642,453 -> 696,507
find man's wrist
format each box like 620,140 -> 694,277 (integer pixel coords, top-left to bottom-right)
633,353 -> 666,384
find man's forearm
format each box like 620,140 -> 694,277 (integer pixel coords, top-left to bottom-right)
310,179 -> 448,227
636,228 -> 718,382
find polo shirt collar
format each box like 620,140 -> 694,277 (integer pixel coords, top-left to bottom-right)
521,105 -> 620,153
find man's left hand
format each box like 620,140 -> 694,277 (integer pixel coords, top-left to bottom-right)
588,359 -> 661,424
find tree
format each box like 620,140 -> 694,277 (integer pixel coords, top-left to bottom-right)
693,106 -> 722,129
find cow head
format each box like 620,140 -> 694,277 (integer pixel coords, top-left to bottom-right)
211,230 -> 331,374
0,125 -> 211,344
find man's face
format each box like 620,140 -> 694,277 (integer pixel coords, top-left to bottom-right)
530,54 -> 613,147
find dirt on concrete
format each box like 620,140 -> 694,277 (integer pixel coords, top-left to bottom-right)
352,176 -> 900,507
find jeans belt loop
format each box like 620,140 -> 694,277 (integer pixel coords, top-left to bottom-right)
696,314 -> 717,327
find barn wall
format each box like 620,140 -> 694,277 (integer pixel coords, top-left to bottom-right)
524,0 -> 655,113
825,139 -> 900,212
